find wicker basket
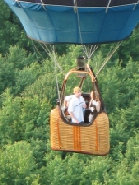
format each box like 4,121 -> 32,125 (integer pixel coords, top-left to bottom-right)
50,106 -> 110,155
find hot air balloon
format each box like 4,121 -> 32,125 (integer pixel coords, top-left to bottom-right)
4,0 -> 139,155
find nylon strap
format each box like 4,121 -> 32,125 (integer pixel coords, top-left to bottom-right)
73,126 -> 81,151
56,115 -> 62,149
94,119 -> 99,151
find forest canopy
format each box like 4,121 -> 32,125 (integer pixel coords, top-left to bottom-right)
0,0 -> 139,184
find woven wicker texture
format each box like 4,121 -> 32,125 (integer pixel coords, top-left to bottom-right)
50,106 -> 110,155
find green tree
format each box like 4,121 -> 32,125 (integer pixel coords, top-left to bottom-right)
0,46 -> 36,95
0,141 -> 38,185
0,90 -> 23,145
0,1 -> 32,55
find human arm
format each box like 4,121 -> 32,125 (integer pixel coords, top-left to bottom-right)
69,112 -> 79,123
80,96 -> 87,109
82,103 -> 87,109
96,100 -> 101,112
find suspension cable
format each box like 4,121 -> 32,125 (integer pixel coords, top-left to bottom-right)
133,0 -> 139,10
74,0 -> 98,61
31,40 -> 43,60
86,45 -> 98,65
106,0 -> 112,13
95,41 -> 121,78
42,44 -> 62,103
32,41 -> 62,103
51,46 -> 61,104
38,42 -> 63,72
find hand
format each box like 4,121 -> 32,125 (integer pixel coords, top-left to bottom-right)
75,119 -> 79,124
83,104 -> 87,109
90,107 -> 94,112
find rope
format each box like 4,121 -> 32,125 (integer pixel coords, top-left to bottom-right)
95,41 -> 121,78
74,0 -> 98,61
40,0 -> 47,11
31,40 -> 43,61
86,45 -> 98,65
33,42 -> 62,103
43,44 -> 62,103
51,45 -> 61,104
105,0 -> 112,13
39,42 -> 63,72
133,0 -> 139,10
15,0 -> 21,7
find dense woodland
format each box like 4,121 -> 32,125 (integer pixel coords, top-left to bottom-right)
0,1 -> 139,185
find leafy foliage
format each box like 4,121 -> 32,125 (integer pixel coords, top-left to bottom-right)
0,1 -> 139,184
0,141 -> 38,185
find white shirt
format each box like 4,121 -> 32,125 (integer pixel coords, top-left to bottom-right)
68,95 -> 85,123
89,100 -> 101,112
65,95 -> 73,102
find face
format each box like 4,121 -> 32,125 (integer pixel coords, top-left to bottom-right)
75,91 -> 81,97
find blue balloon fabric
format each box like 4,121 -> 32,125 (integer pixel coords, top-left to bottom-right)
4,0 -> 139,44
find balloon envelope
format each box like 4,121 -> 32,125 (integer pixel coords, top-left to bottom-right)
4,0 -> 139,44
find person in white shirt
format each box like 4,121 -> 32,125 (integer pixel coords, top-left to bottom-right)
68,86 -> 86,123
89,91 -> 101,123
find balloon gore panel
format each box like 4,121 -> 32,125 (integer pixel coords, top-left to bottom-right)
4,0 -> 139,44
